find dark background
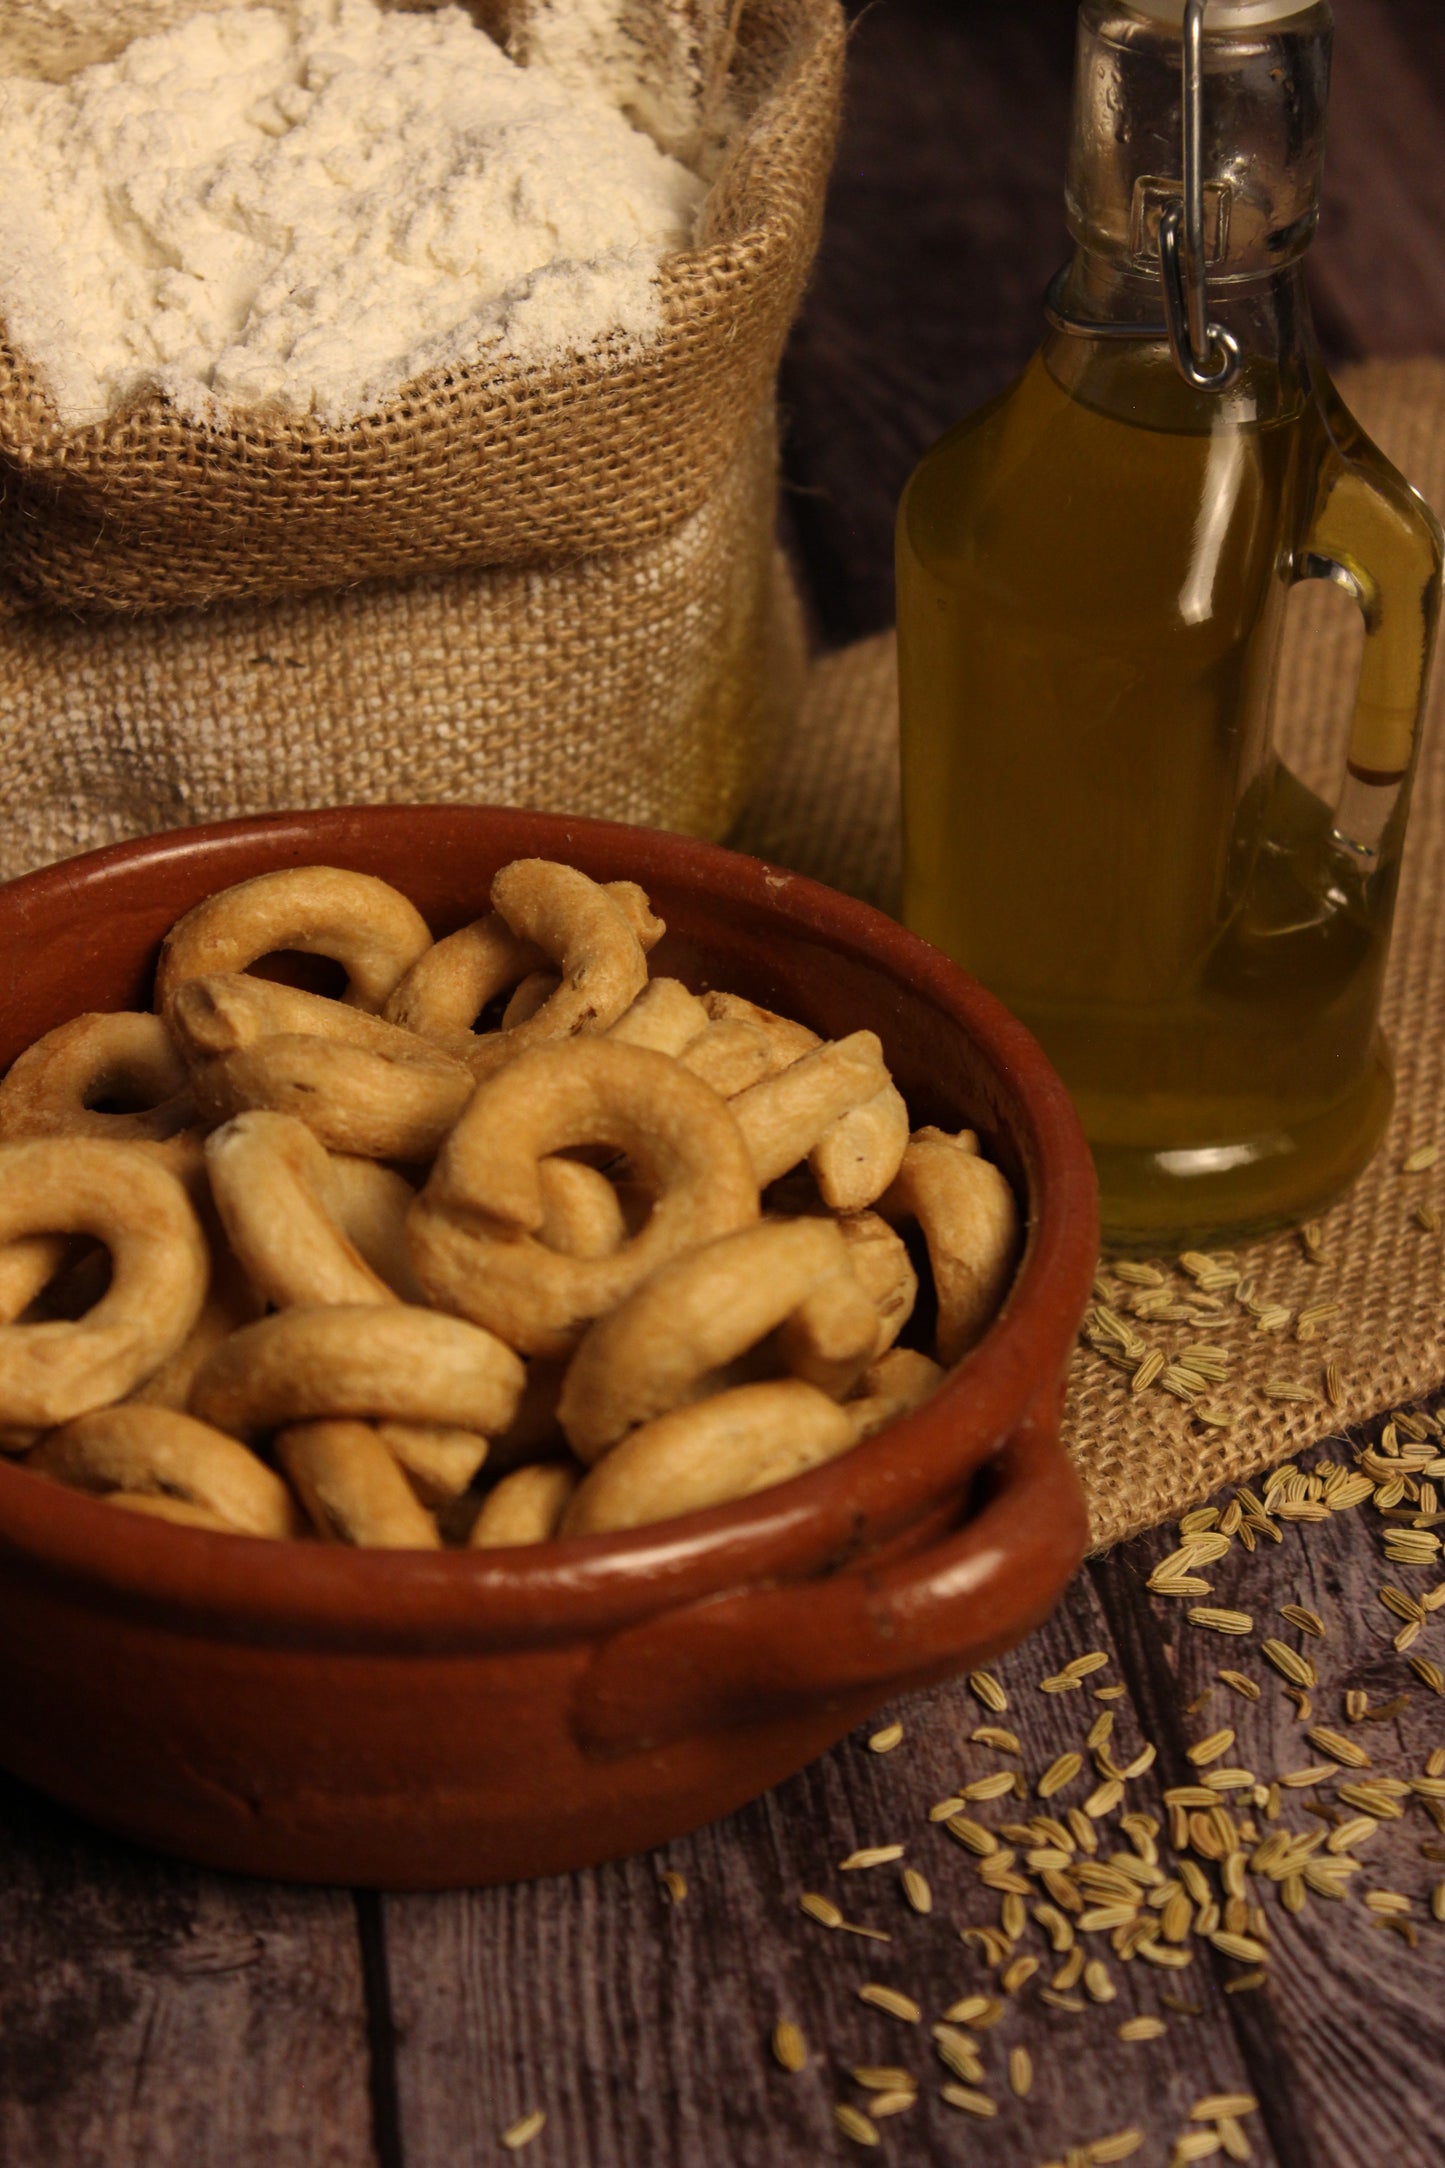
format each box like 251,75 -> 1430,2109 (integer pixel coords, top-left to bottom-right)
779,0 -> 1445,645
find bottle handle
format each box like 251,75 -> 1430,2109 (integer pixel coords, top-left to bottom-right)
1291,383 -> 1443,865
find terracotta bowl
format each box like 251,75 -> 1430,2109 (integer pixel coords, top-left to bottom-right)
0,806 -> 1098,1888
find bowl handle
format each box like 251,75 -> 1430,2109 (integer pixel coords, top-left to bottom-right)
572,1394 -> 1088,1757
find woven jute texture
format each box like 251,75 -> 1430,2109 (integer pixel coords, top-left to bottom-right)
0,0 -> 845,613
736,359 -> 1445,1553
0,405 -> 807,882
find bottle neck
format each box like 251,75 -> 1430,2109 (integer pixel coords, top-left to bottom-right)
1047,246 -> 1321,429
1067,3 -> 1333,279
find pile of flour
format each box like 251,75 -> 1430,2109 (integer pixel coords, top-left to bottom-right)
0,0 -> 707,427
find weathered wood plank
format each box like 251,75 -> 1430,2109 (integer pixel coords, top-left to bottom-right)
381,1568 -> 1276,2167
1095,1406 -> 1445,2168
0,1778 -> 377,2168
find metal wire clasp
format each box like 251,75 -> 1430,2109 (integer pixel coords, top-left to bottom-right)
1046,0 -> 1244,394
1161,0 -> 1242,389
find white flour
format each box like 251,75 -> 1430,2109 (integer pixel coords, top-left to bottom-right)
0,0 -> 706,427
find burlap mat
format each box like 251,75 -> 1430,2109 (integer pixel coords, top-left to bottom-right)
737,359 -> 1445,1553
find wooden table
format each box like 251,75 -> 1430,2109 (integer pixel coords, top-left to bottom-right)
4,4 -> 1444,2163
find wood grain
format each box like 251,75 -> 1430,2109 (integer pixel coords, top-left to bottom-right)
0,1778 -> 377,2168
1098,1412 -> 1445,2168
380,1571 -> 1281,2168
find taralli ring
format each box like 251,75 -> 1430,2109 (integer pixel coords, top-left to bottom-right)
698,996 -> 907,1206
808,1081 -> 911,1212
729,1031 -> 891,1187
189,1304 -> 526,1440
384,912 -> 544,1040
558,1218 -> 876,1462
0,1011 -> 194,1144
409,1038 -> 759,1357
155,865 -> 433,1014
560,1380 -> 856,1538
169,974 -> 476,1159
457,860 -> 652,1072
834,1211 -> 919,1358
677,1018 -> 778,1098
276,1421 -> 442,1548
128,1242 -> 266,1413
843,1348 -> 946,1443
880,1126 -> 1022,1366
469,1461 -> 579,1548
606,977 -> 709,1058
536,1158 -> 628,1262
206,1111 -> 401,1309
31,1406 -> 304,1539
371,1421 -> 489,1505
384,878 -> 663,1044
0,1139 -> 209,1431
0,1233 -> 76,1326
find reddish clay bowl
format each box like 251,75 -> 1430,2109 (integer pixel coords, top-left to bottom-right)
0,806 -> 1097,1887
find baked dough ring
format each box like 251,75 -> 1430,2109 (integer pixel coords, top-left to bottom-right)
536,1158 -> 628,1261
189,1304 -> 525,1441
879,1127 -> 1021,1365
730,1031 -> 891,1187
558,1218 -> 874,1462
276,1421 -> 441,1549
502,972 -> 561,1029
774,1264 -> 883,1401
206,1111 -> 398,1308
32,1406 -> 302,1538
321,1155 -> 428,1303
701,992 -> 818,1068
677,1019 -> 778,1098
560,1380 -> 856,1538
809,1082 -> 911,1213
202,1036 -> 474,1164
835,1211 -> 918,1358
698,996 -> 907,1207
409,1039 -> 759,1358
606,977 -> 709,1057
372,1421 -> 489,1505
0,1140 -> 209,1432
0,1234 -> 75,1326
155,866 -> 433,1015
466,860 -> 650,1071
169,974 -> 476,1160
129,1240 -> 266,1412
384,878 -> 663,1043
0,1012 -> 194,1144
844,1348 -> 946,1442
167,971 -> 457,1061
469,1461 -> 579,1548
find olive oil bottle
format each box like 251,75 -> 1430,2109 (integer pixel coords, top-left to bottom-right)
898,0 -> 1442,1247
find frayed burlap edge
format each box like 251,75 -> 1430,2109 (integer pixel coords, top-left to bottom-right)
736,359 -> 1445,1553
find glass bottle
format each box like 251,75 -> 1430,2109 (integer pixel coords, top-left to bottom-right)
896,0 -> 1443,1249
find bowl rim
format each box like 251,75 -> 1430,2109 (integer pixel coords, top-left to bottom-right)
0,804 -> 1099,1648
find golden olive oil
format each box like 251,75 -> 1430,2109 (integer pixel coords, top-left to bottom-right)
898,342 -> 1400,1245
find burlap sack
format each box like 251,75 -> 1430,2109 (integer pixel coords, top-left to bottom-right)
0,1 -> 839,874
0,0 -> 845,610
